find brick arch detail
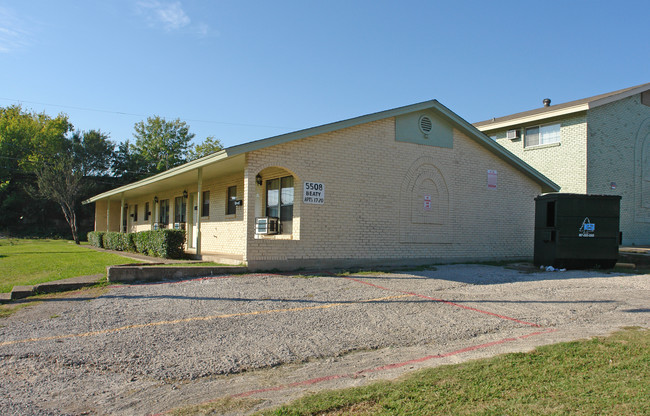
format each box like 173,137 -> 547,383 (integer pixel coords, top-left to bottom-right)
399,156 -> 451,243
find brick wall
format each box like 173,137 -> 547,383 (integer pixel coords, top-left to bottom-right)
489,115 -> 588,193
244,116 -> 544,269
587,94 -> 650,244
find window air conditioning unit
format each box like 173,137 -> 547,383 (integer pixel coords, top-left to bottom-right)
255,217 -> 279,235
506,129 -> 521,140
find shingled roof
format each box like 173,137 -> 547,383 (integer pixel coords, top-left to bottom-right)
474,82 -> 650,131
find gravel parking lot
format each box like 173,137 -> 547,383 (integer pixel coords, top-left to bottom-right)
1,264 -> 649,415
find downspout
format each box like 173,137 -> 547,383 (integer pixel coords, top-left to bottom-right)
106,199 -> 110,231
196,167 -> 203,256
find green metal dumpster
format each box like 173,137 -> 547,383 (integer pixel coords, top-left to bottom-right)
534,193 -> 621,269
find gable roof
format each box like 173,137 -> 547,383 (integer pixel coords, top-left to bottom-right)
84,100 -> 559,203
474,82 -> 650,131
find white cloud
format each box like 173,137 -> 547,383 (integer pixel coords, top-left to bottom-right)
136,0 -> 191,31
0,7 -> 31,53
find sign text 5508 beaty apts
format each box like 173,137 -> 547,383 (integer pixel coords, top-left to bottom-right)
303,182 -> 325,204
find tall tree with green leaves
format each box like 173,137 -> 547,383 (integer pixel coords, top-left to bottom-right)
0,105 -> 72,233
32,155 -> 84,243
188,136 -> 224,160
132,116 -> 195,173
30,129 -> 115,244
70,129 -> 115,176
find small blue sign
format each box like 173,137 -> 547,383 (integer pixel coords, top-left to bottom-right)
584,223 -> 595,232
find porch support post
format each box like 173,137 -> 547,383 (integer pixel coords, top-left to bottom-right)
196,167 -> 203,256
120,193 -> 125,233
106,199 -> 110,231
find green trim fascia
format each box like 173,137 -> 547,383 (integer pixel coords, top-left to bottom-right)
84,99 -> 558,204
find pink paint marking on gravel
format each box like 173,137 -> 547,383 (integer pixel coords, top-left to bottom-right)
342,276 -> 542,327
229,328 -> 557,399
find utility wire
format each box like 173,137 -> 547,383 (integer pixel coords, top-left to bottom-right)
0,97 -> 296,130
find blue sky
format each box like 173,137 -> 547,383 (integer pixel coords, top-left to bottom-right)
1,1 -> 648,149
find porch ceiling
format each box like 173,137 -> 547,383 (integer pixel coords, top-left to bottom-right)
86,153 -> 245,202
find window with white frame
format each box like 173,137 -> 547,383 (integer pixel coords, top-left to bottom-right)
266,176 -> 294,233
201,191 -> 210,217
159,199 -> 170,225
174,196 -> 186,223
525,123 -> 561,147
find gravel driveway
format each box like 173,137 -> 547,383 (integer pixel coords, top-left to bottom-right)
1,265 -> 649,415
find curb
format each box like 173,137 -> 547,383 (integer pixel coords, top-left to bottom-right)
2,274 -> 104,303
107,265 -> 248,283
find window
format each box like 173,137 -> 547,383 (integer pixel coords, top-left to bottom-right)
133,204 -> 138,222
202,191 -> 210,217
266,176 -> 294,224
226,186 -> 237,215
144,202 -> 150,221
525,123 -> 561,147
174,196 -> 186,223
159,199 -> 170,225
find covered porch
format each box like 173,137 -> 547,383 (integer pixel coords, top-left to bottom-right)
85,152 -> 249,262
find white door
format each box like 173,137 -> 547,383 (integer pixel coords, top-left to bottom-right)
189,193 -> 199,248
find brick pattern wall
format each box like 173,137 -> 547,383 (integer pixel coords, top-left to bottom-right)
93,173 -> 246,255
587,94 -> 650,244
243,117 -> 544,269
488,115 -> 588,193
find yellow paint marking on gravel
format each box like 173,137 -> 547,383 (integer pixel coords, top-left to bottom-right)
0,294 -> 412,347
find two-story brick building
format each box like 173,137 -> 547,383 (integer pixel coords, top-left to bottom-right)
474,83 -> 650,245
85,100 -> 558,270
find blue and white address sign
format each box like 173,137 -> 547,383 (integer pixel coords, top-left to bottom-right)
303,181 -> 325,204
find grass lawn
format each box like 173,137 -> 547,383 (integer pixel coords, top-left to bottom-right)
252,328 -> 649,416
0,238 -> 141,293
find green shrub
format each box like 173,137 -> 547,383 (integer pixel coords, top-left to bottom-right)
102,232 -> 118,250
87,231 -> 105,248
134,230 -> 155,256
158,229 -> 186,259
93,229 -> 185,259
124,233 -> 136,252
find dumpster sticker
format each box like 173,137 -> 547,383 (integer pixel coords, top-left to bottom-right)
579,217 -> 595,237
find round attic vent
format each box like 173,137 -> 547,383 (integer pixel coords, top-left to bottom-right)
419,115 -> 433,135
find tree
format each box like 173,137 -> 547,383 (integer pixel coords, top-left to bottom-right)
132,116 -> 195,173
111,140 -> 147,183
70,129 -> 115,176
188,136 -> 224,160
32,155 -> 84,243
0,105 -> 72,234
0,104 -> 71,180
29,129 -> 115,243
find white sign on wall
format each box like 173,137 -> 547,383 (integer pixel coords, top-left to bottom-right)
303,181 -> 325,204
424,195 -> 432,210
487,169 -> 498,189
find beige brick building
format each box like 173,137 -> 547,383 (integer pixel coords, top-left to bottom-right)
474,83 -> 650,245
86,100 -> 557,270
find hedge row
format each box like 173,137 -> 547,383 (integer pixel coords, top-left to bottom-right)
87,229 -> 186,259
87,231 -> 105,248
